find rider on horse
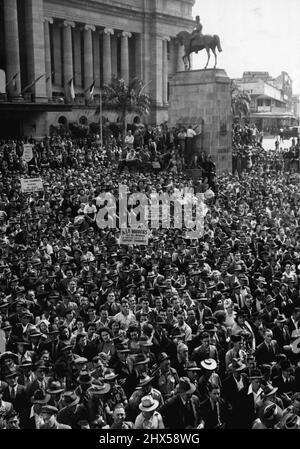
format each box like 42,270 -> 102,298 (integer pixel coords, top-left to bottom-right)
190,16 -> 203,54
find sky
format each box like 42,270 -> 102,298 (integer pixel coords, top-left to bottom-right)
192,0 -> 300,93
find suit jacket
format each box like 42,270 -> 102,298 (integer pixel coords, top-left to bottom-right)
158,394 -> 201,429
234,387 -> 258,429
273,374 -> 297,396
192,344 -> 219,366
199,397 -> 231,429
255,340 -> 278,366
2,384 -> 27,413
272,325 -> 291,350
26,378 -> 49,400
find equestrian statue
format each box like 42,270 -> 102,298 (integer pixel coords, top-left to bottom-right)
176,16 -> 222,71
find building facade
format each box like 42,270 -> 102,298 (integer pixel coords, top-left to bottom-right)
233,71 -> 299,133
0,0 -> 195,138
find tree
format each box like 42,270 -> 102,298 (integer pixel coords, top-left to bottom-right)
231,81 -> 251,121
101,76 -> 152,141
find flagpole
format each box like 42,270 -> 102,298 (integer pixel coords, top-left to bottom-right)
100,89 -> 103,149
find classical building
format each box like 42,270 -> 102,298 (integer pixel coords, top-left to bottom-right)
0,0 -> 195,138
233,71 -> 299,132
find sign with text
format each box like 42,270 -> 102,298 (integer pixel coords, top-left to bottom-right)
22,144 -> 33,162
119,228 -> 149,246
20,178 -> 43,193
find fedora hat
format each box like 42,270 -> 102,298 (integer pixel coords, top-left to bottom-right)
139,374 -> 154,387
17,355 -> 33,368
275,314 -> 286,324
41,405 -> 58,415
228,358 -> 246,372
0,352 -> 19,364
73,357 -> 88,366
265,296 -> 276,305
3,367 -> 20,379
103,369 -> 118,381
46,380 -> 64,394
282,413 -> 300,429
176,377 -> 196,395
261,403 -> 283,426
139,395 -> 159,412
134,353 -> 150,366
200,358 -> 217,371
185,361 -> 201,371
31,388 -> 51,404
88,380 -> 110,395
158,352 -> 170,364
60,343 -> 73,352
77,371 -> 93,385
261,383 -> 278,398
62,391 -> 80,407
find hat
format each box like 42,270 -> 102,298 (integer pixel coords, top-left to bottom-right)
139,374 -> 155,387
196,293 -> 208,301
139,395 -> 159,412
88,380 -> 111,395
73,357 -> 88,365
134,353 -> 150,366
200,359 -> 217,371
60,343 -> 73,352
46,380 -> 64,394
204,323 -> 217,333
228,358 -> 246,372
265,296 -> 276,305
17,355 -> 33,368
3,367 -> 19,379
31,388 -> 51,404
41,405 -> 58,415
176,377 -> 196,395
77,371 -> 93,385
62,391 -> 80,407
261,403 -> 283,426
261,383 -> 278,398
103,369 -> 118,381
275,314 -> 286,324
249,368 -> 263,379
28,328 -> 42,338
158,352 -> 170,364
282,413 -> 300,429
185,361 -> 201,371
231,334 -> 242,343
0,352 -> 19,364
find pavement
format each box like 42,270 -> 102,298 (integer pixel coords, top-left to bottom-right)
262,136 -> 294,151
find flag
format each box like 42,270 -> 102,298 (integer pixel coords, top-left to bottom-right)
89,80 -> 95,99
5,72 -> 19,91
21,73 -> 45,95
67,78 -> 75,100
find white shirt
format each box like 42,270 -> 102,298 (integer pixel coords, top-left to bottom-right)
248,384 -> 262,405
186,128 -> 196,138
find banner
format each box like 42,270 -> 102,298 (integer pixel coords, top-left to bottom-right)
22,144 -> 33,162
20,178 -> 43,193
119,228 -> 149,246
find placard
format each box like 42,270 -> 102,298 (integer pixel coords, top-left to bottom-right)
20,178 -> 43,193
119,228 -> 149,246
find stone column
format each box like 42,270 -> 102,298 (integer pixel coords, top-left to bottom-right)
135,33 -> 142,80
103,28 -> 114,85
44,17 -> 53,100
52,22 -> 62,87
169,38 -> 177,74
121,31 -> 132,84
93,30 -> 101,88
151,36 -> 163,106
162,37 -> 170,105
84,24 -> 95,101
3,0 -> 21,97
62,21 -> 75,88
177,42 -> 185,71
25,0 -> 47,102
73,27 -> 82,88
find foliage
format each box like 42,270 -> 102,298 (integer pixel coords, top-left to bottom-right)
101,76 -> 152,139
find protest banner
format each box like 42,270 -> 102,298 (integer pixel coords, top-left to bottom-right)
22,144 -> 33,162
20,178 -> 43,193
119,228 -> 149,246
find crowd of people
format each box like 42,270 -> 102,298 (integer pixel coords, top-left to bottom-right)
0,124 -> 299,430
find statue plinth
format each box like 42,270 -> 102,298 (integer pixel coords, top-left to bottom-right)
168,68 -> 232,174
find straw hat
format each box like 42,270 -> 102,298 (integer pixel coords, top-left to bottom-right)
138,395 -> 159,412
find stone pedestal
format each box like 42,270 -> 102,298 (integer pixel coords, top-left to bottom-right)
168,69 -> 232,174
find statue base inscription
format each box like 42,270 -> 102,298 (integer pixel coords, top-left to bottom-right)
168,68 -> 232,174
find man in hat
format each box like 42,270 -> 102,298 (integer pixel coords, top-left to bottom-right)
102,369 -> 128,419
272,314 -> 291,351
158,377 -> 201,429
235,368 -> 263,428
129,373 -> 163,418
273,360 -> 296,398
134,395 -> 164,429
40,405 -> 71,429
0,382 -> 13,417
57,391 -> 86,429
4,410 -> 21,429
46,380 -> 65,410
17,356 -> 35,388
222,358 -> 248,426
255,329 -> 279,366
153,352 -> 179,400
124,353 -> 150,398
225,335 -> 247,372
114,299 -> 136,330
2,368 -> 27,414
22,388 -> 50,429
26,361 -> 49,399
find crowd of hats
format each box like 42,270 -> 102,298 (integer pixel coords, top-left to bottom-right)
0,134 -> 299,429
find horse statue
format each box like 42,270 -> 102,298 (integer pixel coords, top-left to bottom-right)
176,30 -> 222,71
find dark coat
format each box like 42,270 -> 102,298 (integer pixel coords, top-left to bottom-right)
2,384 -> 27,413
158,394 -> 201,429
199,397 -> 231,429
255,340 -> 278,366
